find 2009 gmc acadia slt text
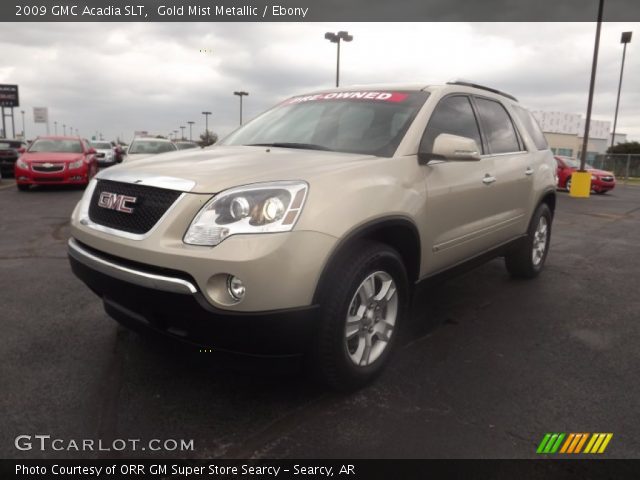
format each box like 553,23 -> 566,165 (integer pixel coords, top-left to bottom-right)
68,81 -> 556,390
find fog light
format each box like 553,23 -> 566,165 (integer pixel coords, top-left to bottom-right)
227,275 -> 245,301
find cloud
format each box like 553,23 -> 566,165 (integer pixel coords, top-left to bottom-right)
0,22 -> 638,142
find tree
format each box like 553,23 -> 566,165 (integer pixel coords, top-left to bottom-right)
199,130 -> 218,147
607,141 -> 640,154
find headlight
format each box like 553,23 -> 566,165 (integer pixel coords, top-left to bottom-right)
184,181 -> 308,246
68,159 -> 84,169
16,158 -> 29,169
591,175 -> 598,181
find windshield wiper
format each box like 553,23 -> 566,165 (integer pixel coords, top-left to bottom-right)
246,142 -> 332,151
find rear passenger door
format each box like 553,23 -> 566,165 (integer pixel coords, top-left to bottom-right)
472,96 -> 532,239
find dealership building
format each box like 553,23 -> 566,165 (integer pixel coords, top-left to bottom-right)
531,110 -> 627,161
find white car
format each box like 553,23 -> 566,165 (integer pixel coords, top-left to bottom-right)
124,137 -> 178,162
91,141 -> 118,167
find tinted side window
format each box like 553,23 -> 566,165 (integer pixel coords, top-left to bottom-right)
474,98 -> 521,154
513,105 -> 548,150
421,96 -> 483,154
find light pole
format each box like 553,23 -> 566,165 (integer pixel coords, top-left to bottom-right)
180,125 -> 186,140
63,124 -> 66,136
324,31 -> 353,87
54,121 -> 57,135
572,0 -> 604,198
610,31 -> 632,151
233,91 -> 249,125
173,130 -> 178,141
20,110 -> 25,139
202,111 -> 212,137
187,121 -> 195,141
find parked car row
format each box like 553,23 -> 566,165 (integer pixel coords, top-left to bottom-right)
3,135 -> 200,190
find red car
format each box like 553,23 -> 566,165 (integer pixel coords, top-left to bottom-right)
555,156 -> 616,194
14,136 -> 98,191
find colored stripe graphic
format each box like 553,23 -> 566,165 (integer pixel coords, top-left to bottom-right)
537,433 -> 565,454
584,433 -> 613,454
539,433 -> 613,454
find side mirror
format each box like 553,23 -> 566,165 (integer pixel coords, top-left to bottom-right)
18,147 -> 26,154
418,134 -> 481,165
87,147 -> 97,154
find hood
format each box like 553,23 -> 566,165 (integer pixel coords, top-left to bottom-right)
23,152 -> 83,163
586,167 -> 614,176
98,145 -> 377,193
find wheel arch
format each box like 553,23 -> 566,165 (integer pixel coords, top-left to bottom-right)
312,216 -> 421,304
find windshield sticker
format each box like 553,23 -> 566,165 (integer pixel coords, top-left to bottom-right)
284,91 -> 409,104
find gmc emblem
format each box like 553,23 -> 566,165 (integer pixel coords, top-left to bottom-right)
98,192 -> 137,213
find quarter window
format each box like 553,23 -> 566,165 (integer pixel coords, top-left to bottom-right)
513,105 -> 548,150
420,96 -> 483,154
474,98 -> 521,154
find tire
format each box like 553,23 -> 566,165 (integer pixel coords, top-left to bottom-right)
16,183 -> 30,191
505,203 -> 552,279
565,177 -> 571,191
313,241 -> 409,391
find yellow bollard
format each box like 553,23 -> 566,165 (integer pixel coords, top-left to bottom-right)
569,171 -> 591,198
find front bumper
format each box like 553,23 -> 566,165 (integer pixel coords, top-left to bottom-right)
68,238 -> 319,356
15,165 -> 90,185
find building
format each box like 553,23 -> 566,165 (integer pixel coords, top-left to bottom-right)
530,111 -> 618,161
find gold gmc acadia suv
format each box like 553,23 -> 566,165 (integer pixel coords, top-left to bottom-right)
68,81 -> 556,390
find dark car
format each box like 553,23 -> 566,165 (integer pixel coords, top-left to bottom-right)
0,139 -> 28,177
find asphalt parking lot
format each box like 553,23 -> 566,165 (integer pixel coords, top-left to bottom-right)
1,180 -> 639,459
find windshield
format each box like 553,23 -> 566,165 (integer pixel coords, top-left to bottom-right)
92,142 -> 112,150
560,157 -> 594,169
29,139 -> 83,153
221,91 -> 430,157
128,140 -> 178,155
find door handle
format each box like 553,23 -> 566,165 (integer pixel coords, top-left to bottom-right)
525,167 -> 534,176
482,175 -> 496,185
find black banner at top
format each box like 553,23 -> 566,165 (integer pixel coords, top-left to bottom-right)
2,0 -> 640,22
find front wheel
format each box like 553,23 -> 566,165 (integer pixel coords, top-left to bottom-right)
17,183 -> 30,191
504,203 -> 552,279
313,241 -> 409,391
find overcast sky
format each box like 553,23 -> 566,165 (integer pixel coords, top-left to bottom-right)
0,22 -> 638,142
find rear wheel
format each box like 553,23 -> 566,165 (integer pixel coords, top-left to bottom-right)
505,203 -> 552,279
313,241 -> 409,391
565,177 -> 572,191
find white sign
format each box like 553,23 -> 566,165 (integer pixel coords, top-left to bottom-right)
33,107 -> 48,123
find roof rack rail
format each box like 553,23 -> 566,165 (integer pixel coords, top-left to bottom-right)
446,80 -> 518,102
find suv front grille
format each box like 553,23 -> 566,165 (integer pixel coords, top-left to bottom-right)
88,180 -> 182,235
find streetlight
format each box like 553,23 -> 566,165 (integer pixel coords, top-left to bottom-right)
187,121 -> 195,141
572,0 -> 604,198
20,110 -> 25,139
233,91 -> 249,125
202,111 -> 212,136
63,124 -> 66,135
173,129 -> 178,141
180,125 -> 186,140
324,31 -> 353,87
54,121 -> 57,135
610,31 -> 632,151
